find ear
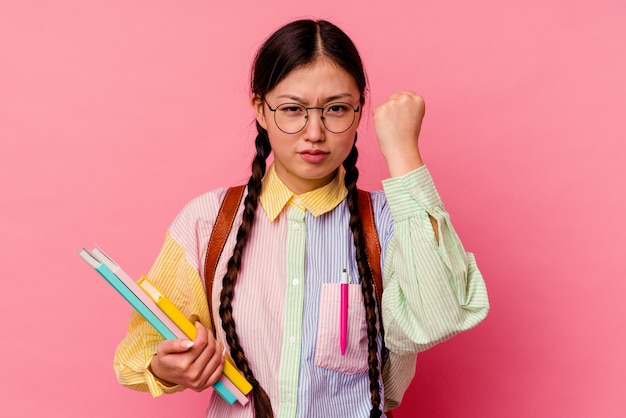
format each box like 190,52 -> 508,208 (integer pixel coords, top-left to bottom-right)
354,107 -> 363,128
355,100 -> 364,127
251,94 -> 268,130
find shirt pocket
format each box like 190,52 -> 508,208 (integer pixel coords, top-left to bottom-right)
314,283 -> 369,374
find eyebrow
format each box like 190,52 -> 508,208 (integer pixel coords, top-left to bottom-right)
274,93 -> 355,104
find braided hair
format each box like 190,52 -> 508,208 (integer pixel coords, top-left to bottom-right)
218,19 -> 382,417
218,122 -> 273,417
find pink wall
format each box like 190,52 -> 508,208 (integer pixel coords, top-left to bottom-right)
1,1 -> 624,417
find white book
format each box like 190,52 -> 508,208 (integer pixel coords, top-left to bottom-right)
90,247 -> 187,340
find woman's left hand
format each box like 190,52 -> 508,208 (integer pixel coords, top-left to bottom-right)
372,91 -> 426,177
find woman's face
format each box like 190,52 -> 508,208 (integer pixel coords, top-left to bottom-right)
253,58 -> 362,194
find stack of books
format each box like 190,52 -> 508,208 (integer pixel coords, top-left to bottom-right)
79,247 -> 252,405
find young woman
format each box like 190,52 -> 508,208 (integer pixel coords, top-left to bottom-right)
114,19 -> 489,418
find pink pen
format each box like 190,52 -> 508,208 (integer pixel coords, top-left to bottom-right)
340,268 -> 349,355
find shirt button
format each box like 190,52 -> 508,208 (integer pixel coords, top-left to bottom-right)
292,279 -> 299,286
411,189 -> 420,197
289,336 -> 296,344
292,222 -> 301,231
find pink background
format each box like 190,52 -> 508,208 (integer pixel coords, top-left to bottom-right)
1,1 -> 624,417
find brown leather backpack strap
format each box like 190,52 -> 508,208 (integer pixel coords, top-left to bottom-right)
358,190 -> 396,417
358,189 -> 395,416
203,185 -> 246,336
357,189 -> 383,308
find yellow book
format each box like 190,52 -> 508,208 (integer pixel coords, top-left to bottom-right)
137,275 -> 253,395
223,355 -> 253,394
138,275 -> 197,339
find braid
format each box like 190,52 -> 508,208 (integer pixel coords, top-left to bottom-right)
343,136 -> 383,418
219,122 -> 274,418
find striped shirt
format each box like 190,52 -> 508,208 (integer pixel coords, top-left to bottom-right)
113,164 -> 490,418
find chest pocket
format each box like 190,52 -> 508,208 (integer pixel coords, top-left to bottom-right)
314,283 -> 369,374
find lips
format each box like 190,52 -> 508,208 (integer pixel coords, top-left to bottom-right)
299,149 -> 329,163
300,149 -> 328,156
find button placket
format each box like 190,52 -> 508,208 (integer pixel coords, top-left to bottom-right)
277,207 -> 306,417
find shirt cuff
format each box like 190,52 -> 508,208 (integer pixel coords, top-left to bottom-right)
144,354 -> 185,397
381,165 -> 443,220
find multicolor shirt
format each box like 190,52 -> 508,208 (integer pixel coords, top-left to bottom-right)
114,164 -> 489,418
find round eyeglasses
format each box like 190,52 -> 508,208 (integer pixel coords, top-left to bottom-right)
265,101 -> 360,134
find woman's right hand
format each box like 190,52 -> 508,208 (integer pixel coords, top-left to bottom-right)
150,322 -> 225,392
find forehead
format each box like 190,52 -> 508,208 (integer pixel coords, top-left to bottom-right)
269,59 -> 359,103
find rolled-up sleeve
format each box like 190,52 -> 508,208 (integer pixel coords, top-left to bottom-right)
381,166 -> 489,354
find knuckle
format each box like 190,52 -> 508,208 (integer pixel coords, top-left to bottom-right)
188,375 -> 208,392
179,359 -> 192,371
194,335 -> 208,350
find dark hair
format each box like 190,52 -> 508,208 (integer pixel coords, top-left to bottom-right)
219,19 -> 382,418
251,19 -> 366,103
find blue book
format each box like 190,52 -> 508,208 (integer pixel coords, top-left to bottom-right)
79,248 -> 238,404
79,248 -> 177,339
214,380 -> 237,404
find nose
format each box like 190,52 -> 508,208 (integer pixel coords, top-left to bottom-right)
303,109 -> 326,142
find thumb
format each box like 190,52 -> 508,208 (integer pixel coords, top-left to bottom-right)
157,338 -> 194,356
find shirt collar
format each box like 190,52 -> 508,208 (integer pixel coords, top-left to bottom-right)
260,164 -> 347,221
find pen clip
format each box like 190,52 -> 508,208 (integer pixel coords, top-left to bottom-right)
341,268 -> 349,285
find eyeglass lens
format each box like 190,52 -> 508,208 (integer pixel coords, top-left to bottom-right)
273,102 -> 357,134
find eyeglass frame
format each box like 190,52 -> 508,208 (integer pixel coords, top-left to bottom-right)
264,100 -> 361,134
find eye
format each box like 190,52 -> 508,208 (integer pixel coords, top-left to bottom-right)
278,104 -> 305,116
325,103 -> 350,115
